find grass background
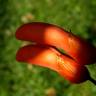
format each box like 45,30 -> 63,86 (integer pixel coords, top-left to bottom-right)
0,0 -> 96,96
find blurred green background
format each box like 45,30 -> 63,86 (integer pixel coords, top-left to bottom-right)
0,0 -> 96,96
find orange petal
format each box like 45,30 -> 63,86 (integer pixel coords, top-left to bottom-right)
16,44 -> 60,72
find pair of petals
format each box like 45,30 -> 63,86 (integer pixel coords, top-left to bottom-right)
16,22 -> 96,84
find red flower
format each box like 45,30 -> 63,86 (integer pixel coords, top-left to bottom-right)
16,22 -> 96,84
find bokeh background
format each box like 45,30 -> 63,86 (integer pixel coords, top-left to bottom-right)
0,0 -> 96,96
